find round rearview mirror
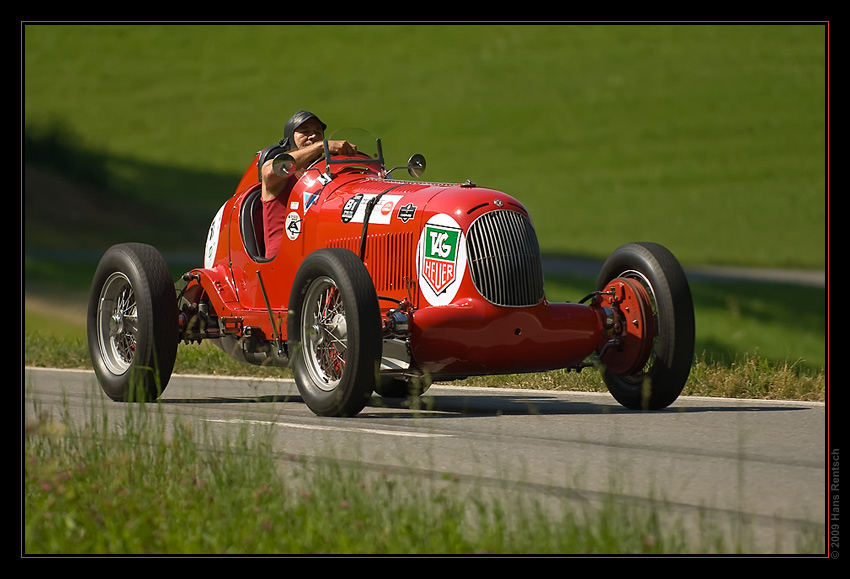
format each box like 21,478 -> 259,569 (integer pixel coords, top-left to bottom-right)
407,154 -> 426,178
272,153 -> 296,176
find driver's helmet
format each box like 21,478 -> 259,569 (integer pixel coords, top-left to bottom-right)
280,110 -> 327,152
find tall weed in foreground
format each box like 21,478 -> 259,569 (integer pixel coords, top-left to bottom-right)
23,398 -> 823,555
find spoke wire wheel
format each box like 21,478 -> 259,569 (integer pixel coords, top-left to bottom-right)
288,248 -> 382,417
96,272 -> 139,375
302,275 -> 348,391
87,243 -> 178,402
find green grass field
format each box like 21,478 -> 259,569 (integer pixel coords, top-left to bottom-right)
24,24 -> 825,265
23,24 -> 827,370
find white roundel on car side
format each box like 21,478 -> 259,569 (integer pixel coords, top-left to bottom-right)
417,213 -> 468,306
204,203 -> 226,269
285,211 -> 302,241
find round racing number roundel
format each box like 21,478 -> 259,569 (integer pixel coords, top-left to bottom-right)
204,203 -> 226,269
285,211 -> 301,241
417,213 -> 467,306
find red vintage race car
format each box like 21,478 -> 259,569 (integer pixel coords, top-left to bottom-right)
87,130 -> 695,417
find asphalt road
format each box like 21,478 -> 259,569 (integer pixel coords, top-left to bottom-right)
24,367 -> 826,554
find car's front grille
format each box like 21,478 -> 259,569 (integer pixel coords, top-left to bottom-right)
466,210 -> 544,307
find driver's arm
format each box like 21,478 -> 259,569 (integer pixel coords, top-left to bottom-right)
261,140 -> 357,201
290,140 -> 357,167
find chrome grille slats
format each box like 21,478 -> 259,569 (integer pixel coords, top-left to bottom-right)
466,210 -> 544,307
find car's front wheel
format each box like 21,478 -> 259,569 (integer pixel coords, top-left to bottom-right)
596,242 -> 695,410
288,249 -> 381,417
87,243 -> 178,401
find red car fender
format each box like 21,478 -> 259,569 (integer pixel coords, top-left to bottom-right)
183,265 -> 239,318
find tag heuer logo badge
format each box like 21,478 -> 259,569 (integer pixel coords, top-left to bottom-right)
397,202 -> 417,223
422,223 -> 461,295
418,214 -> 467,306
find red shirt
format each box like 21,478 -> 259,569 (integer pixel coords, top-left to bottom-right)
262,176 -> 296,259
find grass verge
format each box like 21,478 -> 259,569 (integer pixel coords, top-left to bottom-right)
23,397 -> 823,555
24,331 -> 825,403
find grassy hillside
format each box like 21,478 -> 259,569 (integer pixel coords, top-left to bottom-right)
23,23 -> 826,268
22,24 -> 828,372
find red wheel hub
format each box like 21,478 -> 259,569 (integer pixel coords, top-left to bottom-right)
598,278 -> 656,375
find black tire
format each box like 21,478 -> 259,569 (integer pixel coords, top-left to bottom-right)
87,243 -> 178,401
596,242 -> 695,410
288,249 -> 382,416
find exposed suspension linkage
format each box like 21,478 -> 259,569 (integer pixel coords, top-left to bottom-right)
256,270 -> 286,357
569,281 -> 653,373
177,272 -> 220,343
381,297 -> 414,339
592,279 -> 655,375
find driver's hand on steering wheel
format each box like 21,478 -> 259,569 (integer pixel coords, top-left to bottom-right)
328,140 -> 357,156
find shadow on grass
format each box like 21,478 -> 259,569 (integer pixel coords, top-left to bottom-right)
24,119 -> 242,255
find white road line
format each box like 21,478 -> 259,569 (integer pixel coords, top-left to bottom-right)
202,418 -> 453,438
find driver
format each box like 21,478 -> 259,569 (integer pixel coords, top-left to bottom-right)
261,110 -> 357,258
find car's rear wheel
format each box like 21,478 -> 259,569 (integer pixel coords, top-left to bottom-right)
596,242 -> 695,410
87,243 -> 178,401
288,249 -> 381,416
